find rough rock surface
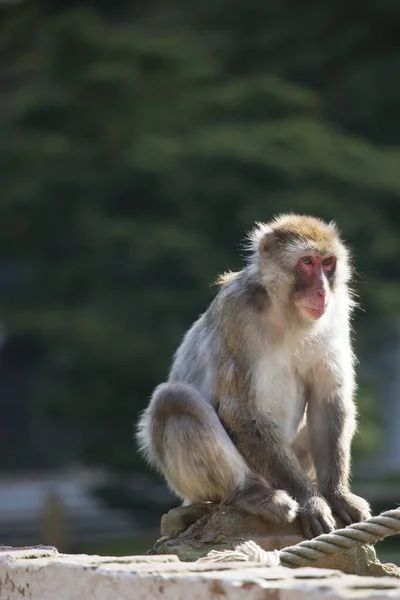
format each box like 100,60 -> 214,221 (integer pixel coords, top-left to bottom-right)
2,545 -> 400,600
150,503 -> 400,577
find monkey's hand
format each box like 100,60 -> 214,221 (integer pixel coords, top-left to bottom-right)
325,490 -> 371,526
298,494 -> 336,539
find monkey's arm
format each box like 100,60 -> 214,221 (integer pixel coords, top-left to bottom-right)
219,401 -> 336,538
307,373 -> 371,524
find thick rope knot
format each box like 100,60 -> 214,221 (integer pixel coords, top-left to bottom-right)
202,541 -> 280,566
198,508 -> 400,568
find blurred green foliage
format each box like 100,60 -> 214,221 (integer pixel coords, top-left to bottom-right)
0,1 -> 399,480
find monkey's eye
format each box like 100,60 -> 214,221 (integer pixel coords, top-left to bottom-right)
302,257 -> 313,265
321,256 -> 336,272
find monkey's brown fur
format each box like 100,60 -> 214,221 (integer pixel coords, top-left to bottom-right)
137,214 -> 370,538
270,214 -> 339,245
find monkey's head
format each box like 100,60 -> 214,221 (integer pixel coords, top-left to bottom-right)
248,214 -> 351,323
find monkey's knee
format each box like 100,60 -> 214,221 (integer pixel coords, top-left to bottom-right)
137,383 -> 197,459
137,382 -> 249,502
137,382 -> 211,463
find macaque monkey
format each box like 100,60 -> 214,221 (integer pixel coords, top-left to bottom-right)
137,214 -> 371,538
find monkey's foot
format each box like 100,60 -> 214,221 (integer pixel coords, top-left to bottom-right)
231,479 -> 298,524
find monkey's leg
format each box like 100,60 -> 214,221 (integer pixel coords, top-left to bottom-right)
137,382 -> 298,523
291,425 -> 316,480
307,395 -> 371,525
219,402 -> 336,538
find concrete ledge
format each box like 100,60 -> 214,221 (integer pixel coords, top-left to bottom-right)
1,546 -> 400,600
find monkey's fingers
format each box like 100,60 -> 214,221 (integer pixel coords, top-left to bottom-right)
298,515 -> 314,539
299,515 -> 315,540
299,513 -> 331,539
346,499 -> 371,523
309,517 -> 325,539
349,506 -> 371,522
299,495 -> 336,539
316,514 -> 336,538
332,506 -> 353,526
327,492 -> 371,526
317,513 -> 336,535
337,505 -> 370,525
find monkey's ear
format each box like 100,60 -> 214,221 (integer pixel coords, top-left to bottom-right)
247,222 -> 277,255
258,227 -> 276,254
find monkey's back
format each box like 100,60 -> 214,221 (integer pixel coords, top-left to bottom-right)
168,292 -> 231,408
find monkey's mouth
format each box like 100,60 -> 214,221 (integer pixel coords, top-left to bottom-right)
298,304 -> 326,320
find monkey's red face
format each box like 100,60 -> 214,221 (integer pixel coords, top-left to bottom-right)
294,255 -> 336,320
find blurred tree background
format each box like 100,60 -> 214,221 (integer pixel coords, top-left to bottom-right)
0,0 -> 399,510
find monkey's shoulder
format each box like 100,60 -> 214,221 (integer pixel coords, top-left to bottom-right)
212,271 -> 271,327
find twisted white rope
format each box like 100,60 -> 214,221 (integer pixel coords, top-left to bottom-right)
198,508 -> 400,568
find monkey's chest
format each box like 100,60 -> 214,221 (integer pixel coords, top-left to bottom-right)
255,365 -> 307,441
